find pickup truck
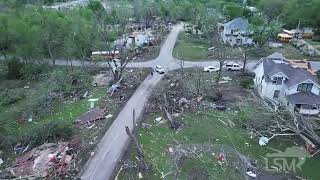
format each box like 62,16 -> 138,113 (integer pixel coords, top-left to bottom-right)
225,63 -> 243,71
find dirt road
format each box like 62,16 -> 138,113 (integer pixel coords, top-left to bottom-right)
81,24 -> 183,180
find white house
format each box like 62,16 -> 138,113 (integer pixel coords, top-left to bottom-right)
220,18 -> 253,46
253,52 -> 320,115
113,30 -> 154,50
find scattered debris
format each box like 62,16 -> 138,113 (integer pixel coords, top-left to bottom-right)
197,96 -> 203,102
259,136 -> 269,146
13,143 -> 29,154
83,91 -> 88,98
246,169 -> 257,178
0,158 -> 3,165
75,108 -> 105,125
88,98 -> 99,109
219,81 -> 228,84
138,172 -> 143,179
221,77 -> 232,81
178,97 -> 188,106
155,117 -> 163,122
8,142 -> 76,178
105,114 -> 113,119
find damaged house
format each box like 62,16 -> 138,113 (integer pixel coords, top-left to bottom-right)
220,17 -> 253,46
253,52 -> 320,115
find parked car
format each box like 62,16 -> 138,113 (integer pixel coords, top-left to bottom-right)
155,65 -> 165,74
225,63 -> 243,71
204,66 -> 220,72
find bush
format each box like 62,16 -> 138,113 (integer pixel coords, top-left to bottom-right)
0,88 -> 26,106
22,93 -> 60,119
20,64 -> 50,80
23,121 -> 74,147
7,58 -> 23,79
21,69 -> 92,120
240,79 -> 253,89
49,69 -> 93,97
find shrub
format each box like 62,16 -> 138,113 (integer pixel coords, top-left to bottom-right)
240,79 -> 253,89
0,88 -> 26,106
22,93 -> 59,119
24,121 -> 74,147
49,69 -> 93,97
21,69 -> 92,120
7,58 -> 23,79
20,64 -> 50,80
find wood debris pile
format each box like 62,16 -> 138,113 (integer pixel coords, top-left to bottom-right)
7,142 -> 78,178
75,107 -> 106,125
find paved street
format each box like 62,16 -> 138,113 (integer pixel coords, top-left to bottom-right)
81,23 -> 183,180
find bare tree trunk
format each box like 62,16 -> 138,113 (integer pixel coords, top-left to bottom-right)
48,44 -> 56,66
242,52 -> 247,74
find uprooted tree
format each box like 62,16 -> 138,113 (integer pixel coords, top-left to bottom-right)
245,96 -> 320,151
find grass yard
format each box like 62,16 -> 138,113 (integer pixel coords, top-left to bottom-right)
118,69 -> 320,180
247,43 -> 320,60
173,33 -> 210,61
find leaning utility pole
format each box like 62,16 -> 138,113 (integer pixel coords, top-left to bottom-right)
125,126 -> 148,171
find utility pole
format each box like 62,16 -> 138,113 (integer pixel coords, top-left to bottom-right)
125,126 -> 148,171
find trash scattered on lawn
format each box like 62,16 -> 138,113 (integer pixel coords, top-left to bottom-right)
219,81 -> 228,84
83,91 -> 88,98
88,98 -> 99,109
155,117 -> 163,122
0,158 -> 3,165
138,172 -> 143,179
259,136 -> 269,146
75,108 -> 105,126
8,142 -> 78,178
28,117 -> 33,122
197,96 -> 203,102
246,169 -> 257,178
222,77 -> 232,81
166,144 -> 174,154
105,114 -> 113,119
14,143 -> 29,154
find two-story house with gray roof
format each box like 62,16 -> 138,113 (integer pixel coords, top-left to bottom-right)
253,52 -> 320,115
220,17 -> 253,46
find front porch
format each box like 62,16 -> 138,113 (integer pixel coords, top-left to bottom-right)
295,104 -> 320,115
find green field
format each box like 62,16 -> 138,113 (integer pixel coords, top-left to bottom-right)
173,33 -> 210,61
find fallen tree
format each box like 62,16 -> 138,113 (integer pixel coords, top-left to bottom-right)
244,95 -> 320,152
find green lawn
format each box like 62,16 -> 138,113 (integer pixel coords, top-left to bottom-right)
173,33 -> 210,61
247,43 -> 320,60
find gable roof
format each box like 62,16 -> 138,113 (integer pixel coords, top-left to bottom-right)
224,18 -> 249,32
287,92 -> 320,105
261,53 -> 319,88
266,52 -> 286,61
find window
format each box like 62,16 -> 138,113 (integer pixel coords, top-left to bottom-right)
297,83 -> 313,92
272,77 -> 283,85
273,90 -> 280,99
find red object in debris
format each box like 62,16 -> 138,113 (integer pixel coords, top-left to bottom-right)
49,154 -> 57,162
217,153 -> 224,162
